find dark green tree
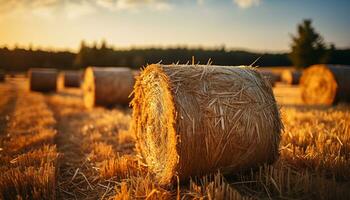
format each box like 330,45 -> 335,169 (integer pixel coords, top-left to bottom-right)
289,19 -> 328,68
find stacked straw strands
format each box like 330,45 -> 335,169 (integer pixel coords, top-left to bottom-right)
301,64 -> 350,105
58,70 -> 82,88
83,67 -> 135,108
281,70 -> 302,85
132,64 -> 283,185
29,68 -> 58,92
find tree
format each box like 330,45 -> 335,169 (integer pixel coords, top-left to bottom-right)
289,19 -> 328,68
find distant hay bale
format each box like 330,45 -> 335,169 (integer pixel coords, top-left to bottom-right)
301,64 -> 350,105
83,67 -> 135,108
132,64 -> 283,185
58,71 -> 82,89
29,68 -> 58,92
281,70 -> 302,85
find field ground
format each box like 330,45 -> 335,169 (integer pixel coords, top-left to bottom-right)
0,77 -> 349,199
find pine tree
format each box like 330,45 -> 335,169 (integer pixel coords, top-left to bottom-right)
289,19 -> 328,68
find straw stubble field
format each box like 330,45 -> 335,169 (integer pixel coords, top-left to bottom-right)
0,76 -> 349,199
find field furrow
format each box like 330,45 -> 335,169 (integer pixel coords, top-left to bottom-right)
46,89 -> 135,199
0,78 -> 59,200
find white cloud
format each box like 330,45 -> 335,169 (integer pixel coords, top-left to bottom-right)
96,0 -> 172,11
0,0 -> 96,19
197,0 -> 204,5
0,0 -> 172,19
233,0 -> 261,9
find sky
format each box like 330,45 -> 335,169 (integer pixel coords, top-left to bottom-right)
0,0 -> 349,52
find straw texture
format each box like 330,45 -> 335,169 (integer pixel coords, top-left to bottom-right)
83,67 -> 135,108
301,64 -> 350,105
132,64 -> 283,185
29,68 -> 58,92
281,70 -> 301,85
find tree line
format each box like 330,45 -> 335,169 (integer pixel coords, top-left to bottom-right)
0,20 -> 349,72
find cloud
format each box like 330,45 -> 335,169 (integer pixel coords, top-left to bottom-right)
233,0 -> 261,9
197,0 -> 204,5
96,0 -> 172,11
0,0 -> 172,19
0,0 -> 96,19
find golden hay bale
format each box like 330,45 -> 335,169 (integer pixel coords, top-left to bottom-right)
132,64 -> 283,185
83,67 -> 135,108
281,70 -> 302,85
29,68 -> 58,92
300,64 -> 350,105
59,70 -> 82,88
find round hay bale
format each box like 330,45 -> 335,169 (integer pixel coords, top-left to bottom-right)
301,64 -> 350,105
281,70 -> 301,85
83,67 -> 135,108
63,70 -> 82,88
132,64 -> 283,185
29,68 -> 58,92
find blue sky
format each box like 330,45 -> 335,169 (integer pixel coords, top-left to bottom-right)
0,0 -> 349,52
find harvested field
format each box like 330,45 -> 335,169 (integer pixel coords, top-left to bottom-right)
0,75 -> 349,199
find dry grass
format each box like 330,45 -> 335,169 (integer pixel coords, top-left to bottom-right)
1,76 -> 350,199
0,80 -> 58,200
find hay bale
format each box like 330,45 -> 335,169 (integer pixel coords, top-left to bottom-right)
300,64 -> 350,105
281,70 -> 302,85
132,64 -> 283,185
83,67 -> 135,108
29,68 -> 58,92
63,70 -> 82,88
58,71 -> 82,89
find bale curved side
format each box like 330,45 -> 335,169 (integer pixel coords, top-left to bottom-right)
64,71 -> 82,88
132,64 -> 283,185
301,64 -> 350,105
83,67 -> 135,108
281,70 -> 302,85
29,68 -> 58,92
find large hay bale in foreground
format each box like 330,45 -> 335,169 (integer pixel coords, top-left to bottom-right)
301,64 -> 350,105
281,70 -> 302,85
132,64 -> 283,185
29,68 -> 58,92
58,71 -> 82,88
83,67 -> 135,108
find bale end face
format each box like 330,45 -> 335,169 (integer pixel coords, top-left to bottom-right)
132,65 -> 179,185
83,68 -> 96,109
301,65 -> 337,105
132,64 -> 283,185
